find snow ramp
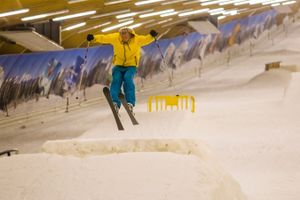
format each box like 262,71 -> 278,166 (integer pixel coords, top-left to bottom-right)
0,138 -> 246,200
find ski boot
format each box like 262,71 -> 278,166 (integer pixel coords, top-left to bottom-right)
127,103 -> 134,115
113,103 -> 120,116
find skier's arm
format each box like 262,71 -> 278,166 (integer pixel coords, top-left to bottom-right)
136,34 -> 155,47
87,33 -> 119,44
136,30 -> 158,47
93,33 -> 119,44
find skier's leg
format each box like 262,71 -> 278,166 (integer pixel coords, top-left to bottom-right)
110,66 -> 123,107
123,66 -> 137,106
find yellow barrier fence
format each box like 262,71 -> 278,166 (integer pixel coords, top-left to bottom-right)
148,95 -> 195,113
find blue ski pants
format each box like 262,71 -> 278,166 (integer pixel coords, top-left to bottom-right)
110,66 -> 137,108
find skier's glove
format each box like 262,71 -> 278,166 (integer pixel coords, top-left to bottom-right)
150,30 -> 158,38
87,34 -> 94,41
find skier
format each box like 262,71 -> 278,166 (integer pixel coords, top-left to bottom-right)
87,27 -> 158,113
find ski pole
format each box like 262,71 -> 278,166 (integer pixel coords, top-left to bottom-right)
154,38 -> 173,87
77,41 -> 90,101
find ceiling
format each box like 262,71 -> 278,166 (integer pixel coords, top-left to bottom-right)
0,0 -> 299,55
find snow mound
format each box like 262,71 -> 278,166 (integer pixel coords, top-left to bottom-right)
283,72 -> 300,104
43,138 -> 212,158
263,31 -> 300,54
202,69 -> 293,103
0,139 -> 246,200
259,49 -> 300,56
281,64 -> 300,72
246,69 -> 291,89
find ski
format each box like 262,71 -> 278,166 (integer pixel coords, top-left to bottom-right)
103,87 -> 124,131
119,93 -> 139,125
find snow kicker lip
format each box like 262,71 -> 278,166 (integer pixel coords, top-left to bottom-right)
42,138 -> 214,159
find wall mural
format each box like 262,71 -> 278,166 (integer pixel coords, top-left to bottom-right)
0,9 -> 277,113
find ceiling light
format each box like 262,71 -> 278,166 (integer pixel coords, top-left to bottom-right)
135,0 -> 164,6
128,23 -> 143,29
160,11 -> 178,17
262,0 -> 290,5
91,9 -> 130,19
78,22 -> 111,33
126,18 -> 157,29
271,3 -> 281,6
104,0 -> 131,5
68,0 -> 88,3
158,18 -> 173,24
201,0 -> 230,6
167,8 -> 194,16
139,9 -> 174,18
102,20 -> 134,32
249,0 -> 269,5
0,8 -> 29,17
138,9 -> 155,14
21,10 -> 69,21
183,0 -> 203,5
219,0 -> 245,5
143,19 -> 156,24
234,0 -> 250,5
178,8 -> 209,17
161,18 -> 188,28
116,12 -> 138,19
222,9 -> 238,15
282,0 -> 296,5
161,0 -> 189,5
209,8 -> 225,15
208,8 -> 225,13
62,22 -> 86,31
118,18 -> 134,22
53,10 -> 96,21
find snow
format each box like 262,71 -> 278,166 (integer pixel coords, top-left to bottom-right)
284,72 -> 300,105
1,20 -> 300,200
0,152 -> 245,200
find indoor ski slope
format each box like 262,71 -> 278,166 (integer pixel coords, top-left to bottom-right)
1,22 -> 300,200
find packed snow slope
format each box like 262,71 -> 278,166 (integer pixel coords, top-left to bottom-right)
1,21 -> 300,200
43,21 -> 300,200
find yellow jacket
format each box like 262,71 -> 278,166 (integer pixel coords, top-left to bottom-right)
93,30 -> 154,67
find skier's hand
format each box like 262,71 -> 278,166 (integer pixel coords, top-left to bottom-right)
87,34 -> 94,41
150,30 -> 158,38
